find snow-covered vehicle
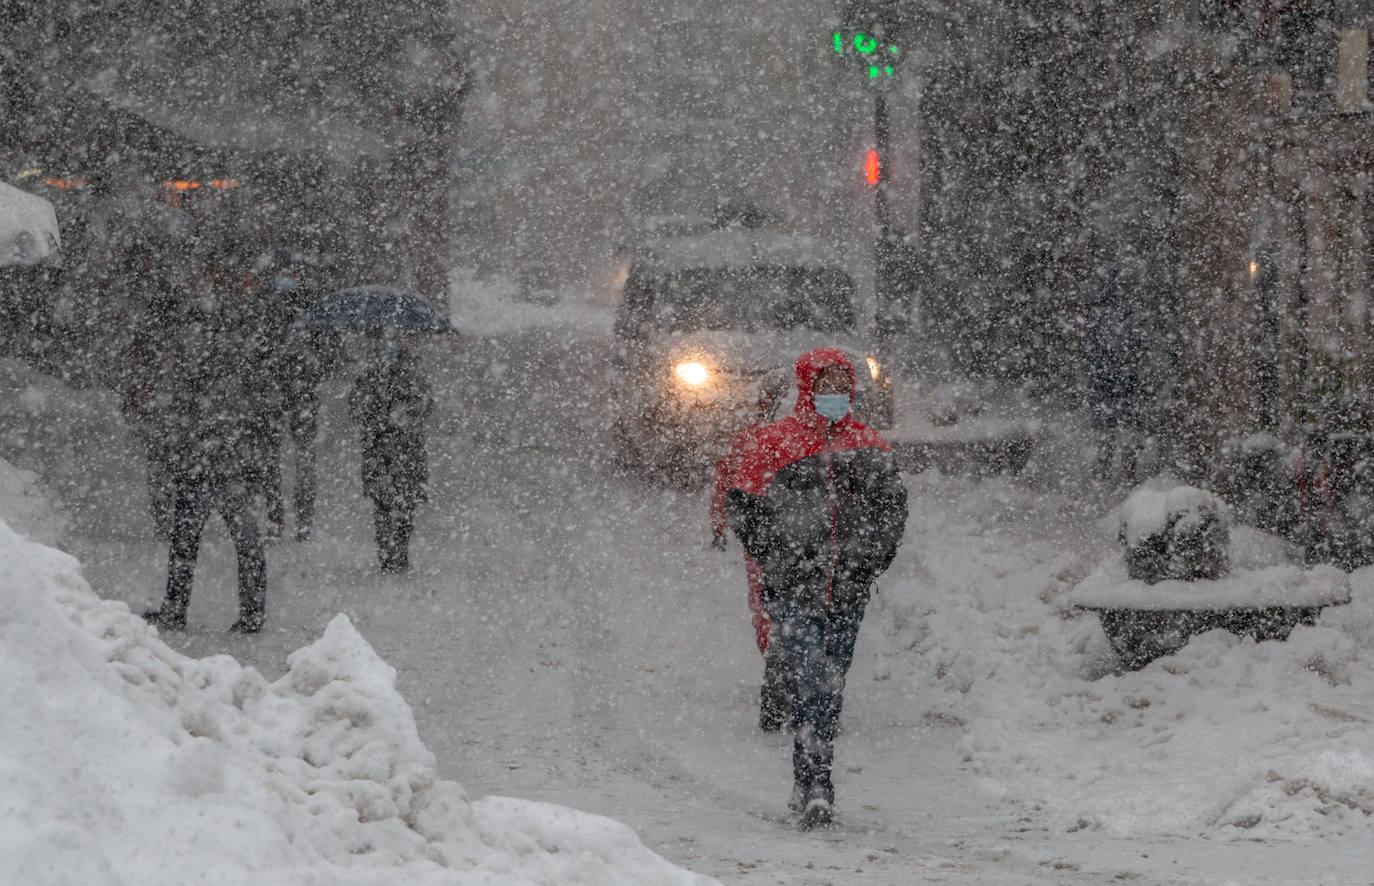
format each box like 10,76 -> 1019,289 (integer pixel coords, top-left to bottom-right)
611,226 -> 893,486
1069,483 -> 1352,670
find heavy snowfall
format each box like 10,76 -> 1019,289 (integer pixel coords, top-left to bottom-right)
3,283 -> 1374,883
8,0 -> 1374,883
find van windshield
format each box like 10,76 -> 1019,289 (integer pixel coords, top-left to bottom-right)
645,266 -> 857,333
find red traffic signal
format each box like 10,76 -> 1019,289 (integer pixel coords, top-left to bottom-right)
864,149 -> 881,187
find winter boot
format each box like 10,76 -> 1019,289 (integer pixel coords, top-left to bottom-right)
143,587 -> 188,631
229,609 -> 264,634
264,512 -> 284,543
142,609 -> 186,631
380,549 -> 410,573
796,780 -> 835,831
798,798 -> 832,830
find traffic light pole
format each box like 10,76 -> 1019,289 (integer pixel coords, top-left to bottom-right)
872,90 -> 900,344
830,3 -> 906,345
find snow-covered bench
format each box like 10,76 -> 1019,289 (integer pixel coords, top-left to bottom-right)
1069,482 -> 1352,669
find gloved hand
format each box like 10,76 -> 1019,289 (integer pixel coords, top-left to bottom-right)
711,532 -> 727,551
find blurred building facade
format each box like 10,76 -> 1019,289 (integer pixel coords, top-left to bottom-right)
905,0 -> 1374,463
9,0 -> 1374,462
1173,0 -> 1374,453
2,0 -> 468,306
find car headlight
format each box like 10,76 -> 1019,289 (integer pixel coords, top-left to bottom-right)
675,361 -> 709,386
865,356 -> 882,381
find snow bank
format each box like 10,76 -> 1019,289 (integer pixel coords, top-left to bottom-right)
0,505 -> 714,885
869,471 -> 1374,840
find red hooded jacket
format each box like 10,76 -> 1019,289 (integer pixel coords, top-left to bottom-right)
722,348 -> 907,613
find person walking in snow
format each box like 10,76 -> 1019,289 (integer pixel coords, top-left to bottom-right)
722,348 -> 907,830
142,247 -> 274,634
711,370 -> 792,731
252,249 -> 330,542
348,332 -> 435,573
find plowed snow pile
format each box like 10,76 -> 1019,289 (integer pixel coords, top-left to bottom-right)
0,486 -> 715,886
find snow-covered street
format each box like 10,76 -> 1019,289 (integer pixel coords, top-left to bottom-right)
4,284 -> 1374,884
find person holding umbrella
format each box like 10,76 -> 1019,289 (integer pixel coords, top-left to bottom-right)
347,328 -> 436,572
300,285 -> 451,569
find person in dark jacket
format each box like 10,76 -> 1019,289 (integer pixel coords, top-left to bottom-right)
253,250 -> 329,541
723,347 -> 908,830
142,275 -> 273,634
348,333 -> 435,572
1083,266 -> 1146,483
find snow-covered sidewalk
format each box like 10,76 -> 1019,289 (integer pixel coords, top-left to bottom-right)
5,296 -> 1374,883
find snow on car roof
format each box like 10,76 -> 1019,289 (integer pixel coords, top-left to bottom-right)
631,230 -> 848,276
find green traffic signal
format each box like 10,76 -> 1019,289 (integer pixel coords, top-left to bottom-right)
832,30 -> 899,78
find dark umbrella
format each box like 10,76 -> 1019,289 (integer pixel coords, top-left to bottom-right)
298,285 -> 456,334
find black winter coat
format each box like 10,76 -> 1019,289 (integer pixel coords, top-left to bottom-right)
348,352 -> 435,506
723,348 -> 908,616
159,316 -> 274,488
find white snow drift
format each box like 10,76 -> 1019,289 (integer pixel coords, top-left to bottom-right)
0,464 -> 715,886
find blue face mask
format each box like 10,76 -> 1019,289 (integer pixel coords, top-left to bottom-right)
275,273 -> 299,293
813,393 -> 851,422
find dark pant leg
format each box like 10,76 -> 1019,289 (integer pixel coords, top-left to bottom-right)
391,501 -> 414,569
374,494 -> 413,571
289,404 -> 317,534
760,637 -> 792,731
745,553 -> 770,655
373,497 -> 396,568
777,606 -> 866,792
144,446 -> 175,539
261,421 -> 285,532
389,441 -> 424,570
776,612 -> 829,789
164,480 -> 213,621
218,479 -> 267,625
816,607 -> 865,748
